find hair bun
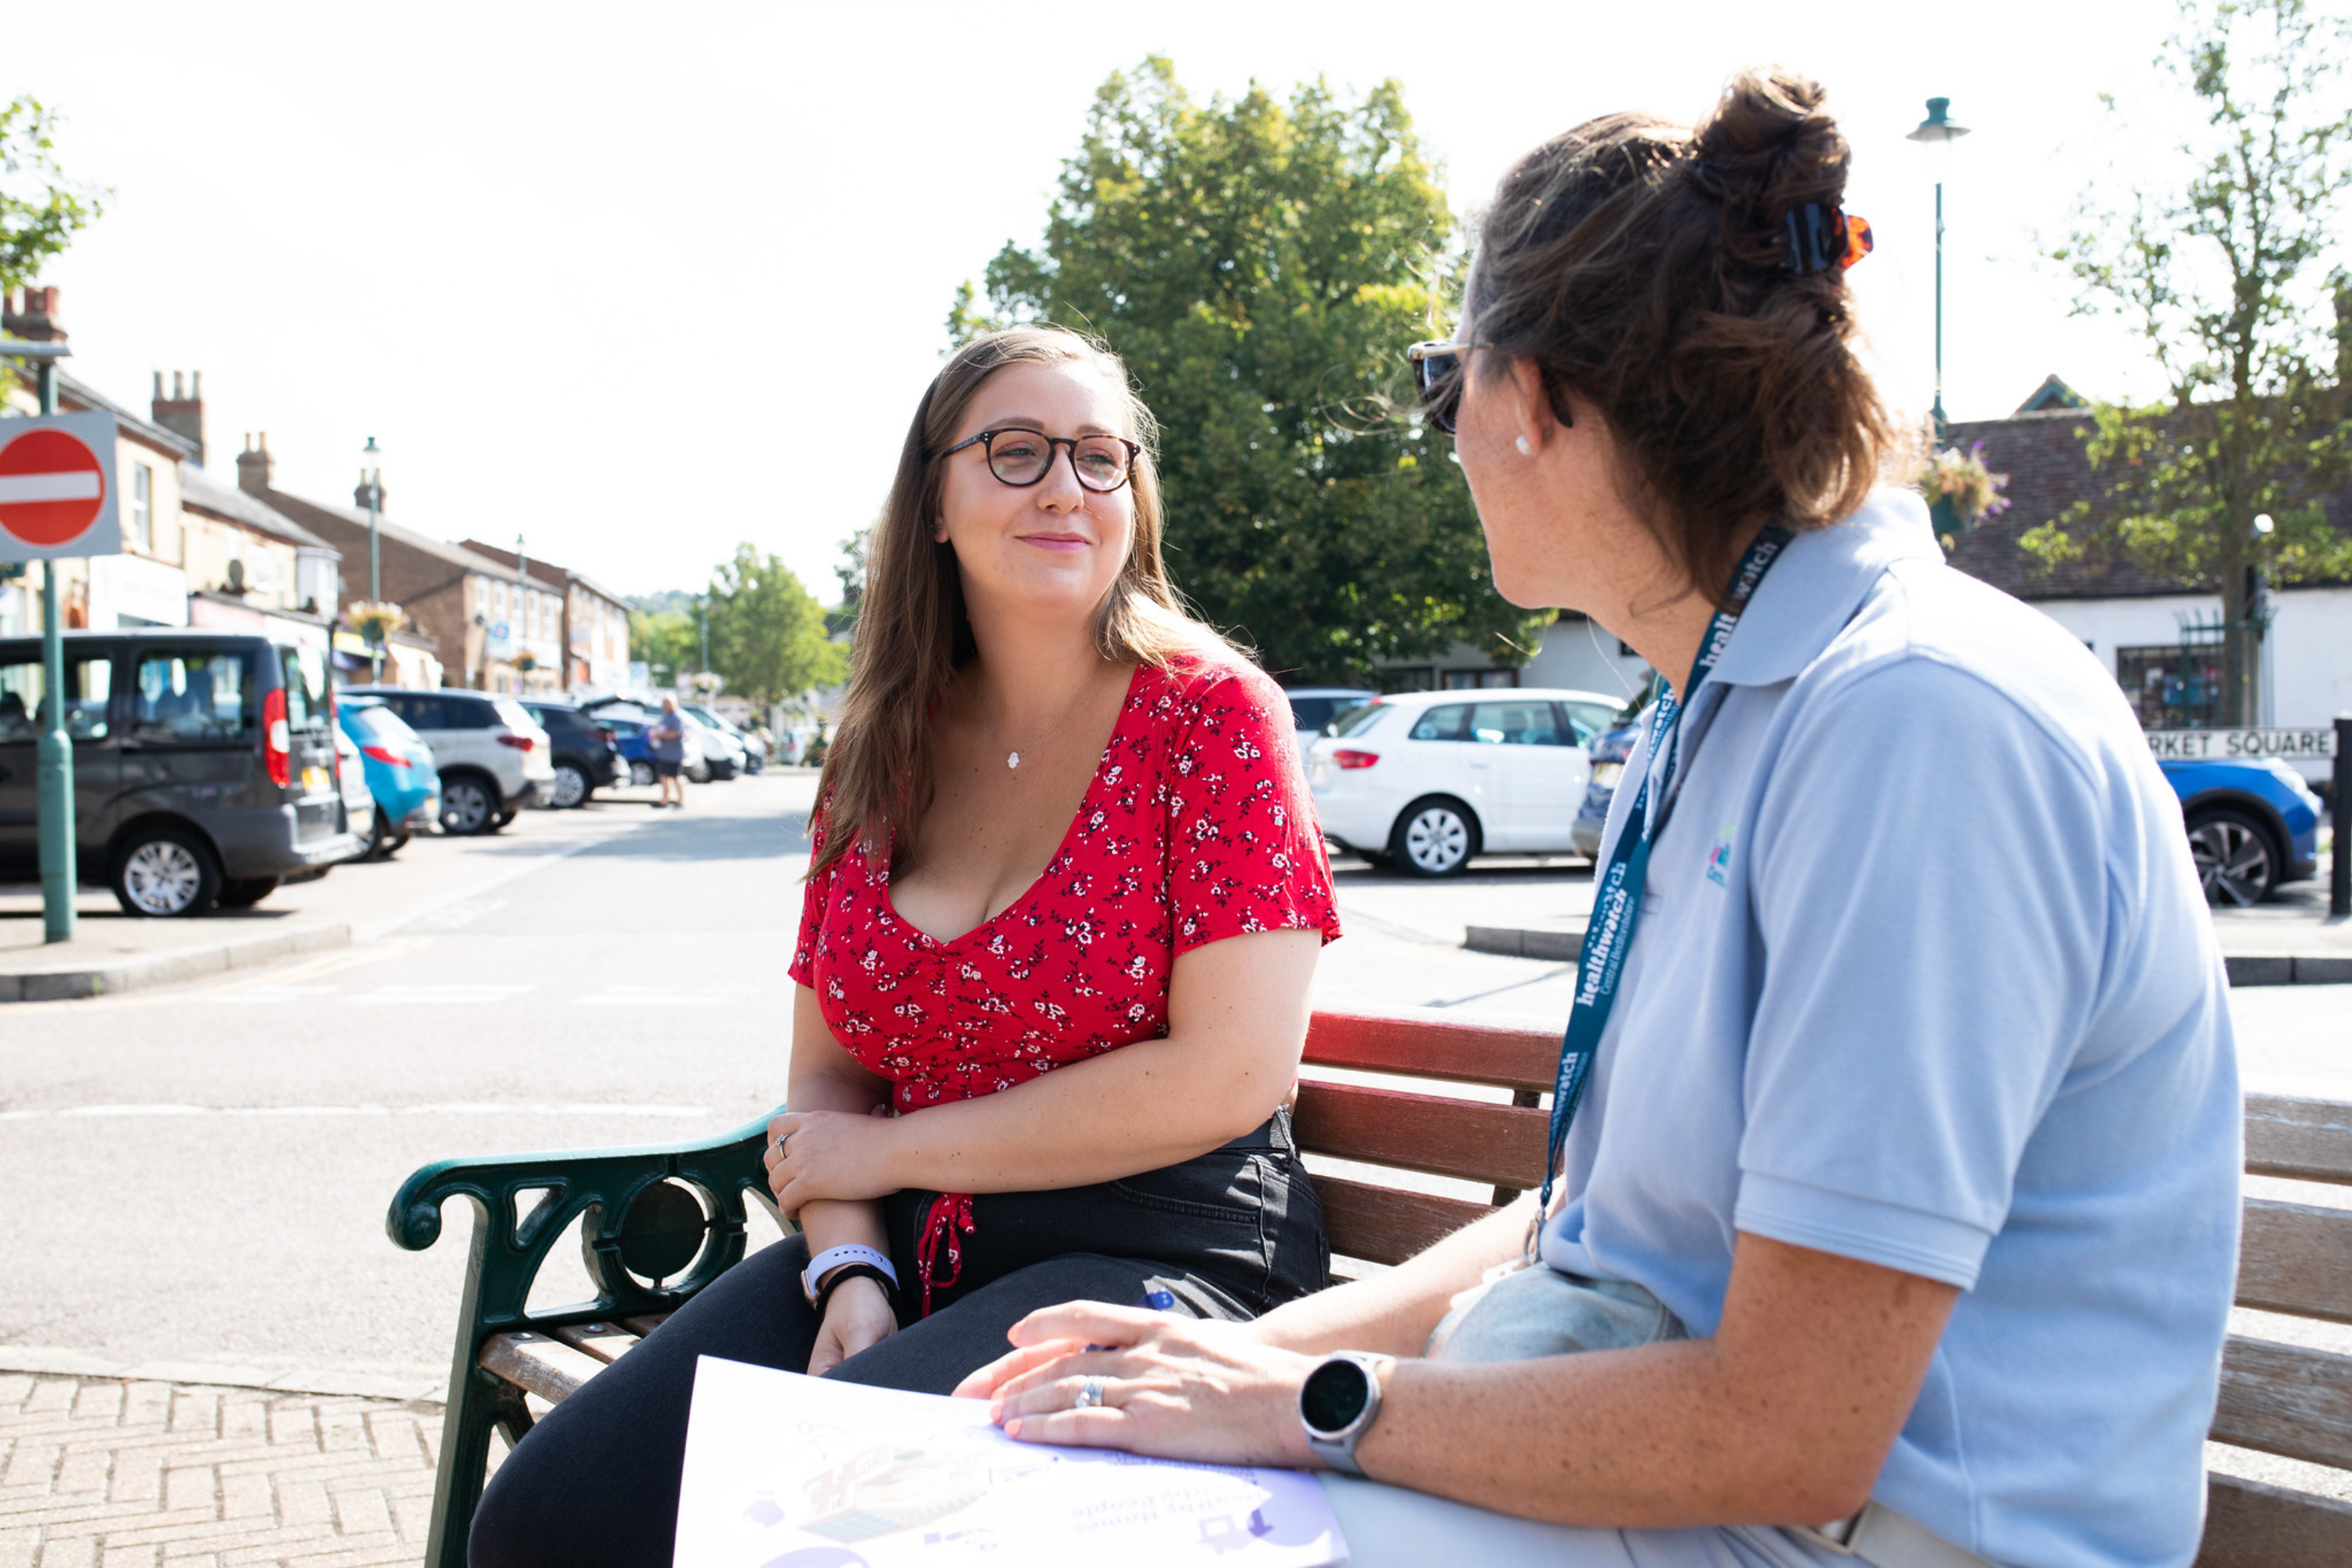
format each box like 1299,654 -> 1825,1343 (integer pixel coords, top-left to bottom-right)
1692,68 -> 1847,224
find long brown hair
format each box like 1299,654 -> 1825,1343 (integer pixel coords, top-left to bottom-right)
1464,68 -> 1900,601
811,326 -> 1208,877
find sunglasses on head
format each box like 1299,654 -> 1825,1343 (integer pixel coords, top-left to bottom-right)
1407,339 -> 1573,437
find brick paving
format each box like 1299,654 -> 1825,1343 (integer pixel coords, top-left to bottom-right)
0,1371 -> 442,1566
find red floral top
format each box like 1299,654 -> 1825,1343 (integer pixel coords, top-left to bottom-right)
792,651 -> 1341,1109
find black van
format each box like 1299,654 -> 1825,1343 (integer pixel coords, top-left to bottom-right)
0,630 -> 362,916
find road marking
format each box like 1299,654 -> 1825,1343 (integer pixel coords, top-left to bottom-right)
197,984 -> 341,1003
352,982 -> 535,1004
0,1101 -> 711,1122
577,987 -> 753,1007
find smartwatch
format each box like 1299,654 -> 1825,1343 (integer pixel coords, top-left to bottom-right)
800,1244 -> 898,1308
1299,1352 -> 1390,1475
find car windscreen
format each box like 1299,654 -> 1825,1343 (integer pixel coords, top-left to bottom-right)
1329,702 -> 1391,739
345,704 -> 419,746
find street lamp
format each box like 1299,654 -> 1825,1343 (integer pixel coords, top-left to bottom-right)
514,533 -> 530,694
360,436 -> 384,680
1907,96 -> 1970,437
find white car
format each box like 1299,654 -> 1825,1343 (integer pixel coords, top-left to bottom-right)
1305,688 -> 1629,877
332,727 -> 376,856
343,687 -> 556,835
1281,687 -> 1377,748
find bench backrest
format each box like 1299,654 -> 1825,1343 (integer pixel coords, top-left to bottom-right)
1298,1014 -> 2352,1568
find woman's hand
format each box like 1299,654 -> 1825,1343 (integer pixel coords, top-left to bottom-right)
953,1302 -> 1320,1468
765,1105 -> 896,1221
807,1276 -> 898,1377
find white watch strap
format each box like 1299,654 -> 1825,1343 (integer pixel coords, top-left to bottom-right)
802,1244 -> 897,1297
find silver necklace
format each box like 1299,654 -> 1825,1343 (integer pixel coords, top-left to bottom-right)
993,659 -> 1101,771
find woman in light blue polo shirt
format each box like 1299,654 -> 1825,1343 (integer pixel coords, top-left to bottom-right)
961,67 -> 2240,1568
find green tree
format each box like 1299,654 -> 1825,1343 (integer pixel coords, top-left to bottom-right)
2,96 -> 106,397
957,59 -> 1548,684
704,543 -> 847,703
2034,0 -> 2352,724
827,524 -> 870,637
627,606 -> 697,686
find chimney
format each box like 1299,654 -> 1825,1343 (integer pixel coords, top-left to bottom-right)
236,431 -> 274,497
0,285 -> 67,343
152,369 -> 205,465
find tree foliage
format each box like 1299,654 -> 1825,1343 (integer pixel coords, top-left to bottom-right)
0,96 -> 103,296
627,607 -> 696,684
704,543 -> 847,704
2036,0 -> 2352,721
955,60 -> 1548,683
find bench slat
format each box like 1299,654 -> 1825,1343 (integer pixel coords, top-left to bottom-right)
546,1320 -> 646,1366
1316,1177 -> 1497,1267
2238,1199 -> 2352,1324
2245,1095 -> 2352,1186
478,1331 -> 608,1404
2197,1472 -> 2352,1568
1304,1011 -> 1559,1095
1294,1081 -> 1550,1191
619,1312 -> 673,1338
2213,1336 -> 2352,1471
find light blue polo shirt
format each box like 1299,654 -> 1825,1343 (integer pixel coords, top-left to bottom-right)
1538,491 -> 2240,1568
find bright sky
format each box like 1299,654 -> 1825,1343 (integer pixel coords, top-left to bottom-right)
13,0 -> 2319,603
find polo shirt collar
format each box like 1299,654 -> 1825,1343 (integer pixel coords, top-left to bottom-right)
1708,489 -> 1943,690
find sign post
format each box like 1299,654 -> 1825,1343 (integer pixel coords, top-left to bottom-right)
2334,716 -> 2349,920
0,354 -> 121,943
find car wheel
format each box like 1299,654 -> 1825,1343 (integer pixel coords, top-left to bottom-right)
2186,806 -> 2280,906
361,809 -> 396,862
111,826 -> 223,917
216,877 -> 279,908
629,760 -> 655,787
1390,797 -> 1480,878
388,833 -> 412,854
492,809 -> 517,831
687,760 -> 710,785
441,774 -> 497,836
550,763 -> 589,809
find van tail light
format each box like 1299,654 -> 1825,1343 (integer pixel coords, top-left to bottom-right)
263,689 -> 292,788
361,744 -> 406,767
1332,749 -> 1381,770
495,732 -> 535,751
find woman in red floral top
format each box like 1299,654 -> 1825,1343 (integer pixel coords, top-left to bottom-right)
471,326 -> 1340,1568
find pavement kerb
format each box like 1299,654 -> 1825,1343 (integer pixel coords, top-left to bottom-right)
1462,923 -> 2347,986
0,1345 -> 445,1403
0,921 -> 353,1003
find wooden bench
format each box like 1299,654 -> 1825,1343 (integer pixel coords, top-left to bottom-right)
389,1009 -> 2352,1567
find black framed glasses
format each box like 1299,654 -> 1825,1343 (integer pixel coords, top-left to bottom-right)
1406,339 -> 1485,434
943,427 -> 1142,493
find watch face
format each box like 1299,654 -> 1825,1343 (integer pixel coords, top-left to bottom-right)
1301,1358 -> 1370,1436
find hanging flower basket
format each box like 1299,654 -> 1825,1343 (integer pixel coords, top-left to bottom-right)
514,650 -> 539,673
348,601 -> 406,644
1914,444 -> 2011,543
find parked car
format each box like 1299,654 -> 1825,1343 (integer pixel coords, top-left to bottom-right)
332,727 -> 376,855
519,699 -> 626,808
342,686 -> 554,835
336,695 -> 441,859
685,705 -> 766,774
1305,688 -> 1628,877
1570,719 -> 1642,859
2164,757 -> 2321,906
1282,687 -> 1377,747
0,630 -> 361,916
680,708 -> 742,781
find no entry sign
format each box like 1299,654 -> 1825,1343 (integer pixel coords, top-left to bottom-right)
0,411 -> 120,561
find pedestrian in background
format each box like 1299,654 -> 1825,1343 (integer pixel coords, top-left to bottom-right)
648,696 -> 688,809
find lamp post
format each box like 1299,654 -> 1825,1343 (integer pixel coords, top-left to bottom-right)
2,336 -> 79,942
1907,96 -> 1970,438
514,534 -> 529,693
360,436 -> 384,681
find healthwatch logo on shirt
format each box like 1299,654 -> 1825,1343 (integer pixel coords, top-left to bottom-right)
1706,827 -> 1735,887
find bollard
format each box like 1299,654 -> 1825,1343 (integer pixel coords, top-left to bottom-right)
2334,715 -> 2350,919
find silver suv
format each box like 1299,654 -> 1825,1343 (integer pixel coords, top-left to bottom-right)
342,687 -> 554,835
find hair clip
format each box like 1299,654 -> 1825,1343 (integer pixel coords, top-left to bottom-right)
1784,205 -> 1873,274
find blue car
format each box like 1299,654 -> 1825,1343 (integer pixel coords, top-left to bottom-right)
338,695 -> 441,860
1570,720 -> 1641,859
2162,757 -> 2321,906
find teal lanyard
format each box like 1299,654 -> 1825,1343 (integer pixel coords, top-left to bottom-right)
1530,527 -> 1792,1250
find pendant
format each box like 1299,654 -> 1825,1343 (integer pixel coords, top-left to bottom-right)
1007,752 -> 1020,770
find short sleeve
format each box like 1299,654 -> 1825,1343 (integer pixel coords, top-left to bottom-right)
1164,668 -> 1342,956
1734,660 -> 2111,1290
789,800 -> 838,989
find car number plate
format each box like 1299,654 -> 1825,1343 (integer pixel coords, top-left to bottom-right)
302,766 -> 332,794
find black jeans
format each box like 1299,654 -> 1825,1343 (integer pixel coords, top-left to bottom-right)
469,1112 -> 1325,1568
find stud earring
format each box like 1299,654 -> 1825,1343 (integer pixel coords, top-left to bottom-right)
1515,435 -> 1533,456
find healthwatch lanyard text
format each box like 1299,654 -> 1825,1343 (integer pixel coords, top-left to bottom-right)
1529,526 -> 1792,1257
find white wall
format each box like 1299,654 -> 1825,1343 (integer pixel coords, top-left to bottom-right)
1519,614 -> 1654,704
2028,585 -> 2350,783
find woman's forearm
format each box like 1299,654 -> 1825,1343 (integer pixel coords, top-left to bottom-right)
1249,1201 -> 1530,1358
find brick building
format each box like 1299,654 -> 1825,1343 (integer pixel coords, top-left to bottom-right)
456,539 -> 631,695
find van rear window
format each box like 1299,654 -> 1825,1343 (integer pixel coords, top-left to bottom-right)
132,652 -> 254,742
278,645 -> 329,733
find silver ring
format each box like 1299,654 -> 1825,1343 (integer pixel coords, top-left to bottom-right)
769,1134 -> 789,1160
1073,1375 -> 1105,1410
